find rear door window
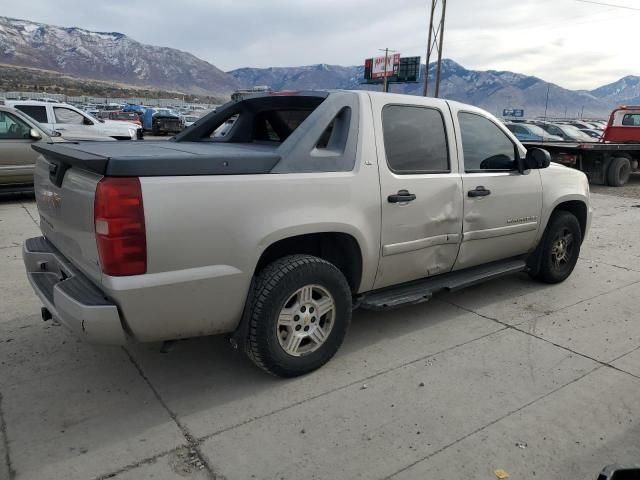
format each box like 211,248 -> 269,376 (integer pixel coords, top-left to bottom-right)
382,105 -> 449,174
458,112 -> 517,171
14,105 -> 48,123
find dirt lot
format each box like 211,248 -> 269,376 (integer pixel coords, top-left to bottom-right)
591,172 -> 640,199
1,191 -> 639,480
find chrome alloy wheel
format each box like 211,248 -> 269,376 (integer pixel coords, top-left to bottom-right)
276,284 -> 336,357
551,228 -> 574,270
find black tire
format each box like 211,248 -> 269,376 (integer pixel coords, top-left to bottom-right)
607,157 -> 631,187
529,211 -> 581,284
246,254 -> 352,377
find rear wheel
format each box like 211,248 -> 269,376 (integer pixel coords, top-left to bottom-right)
246,255 -> 352,377
529,211 -> 581,284
607,157 -> 631,187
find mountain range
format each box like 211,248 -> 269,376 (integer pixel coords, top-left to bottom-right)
1,16 -> 639,117
0,16 -> 238,95
229,61 -> 640,118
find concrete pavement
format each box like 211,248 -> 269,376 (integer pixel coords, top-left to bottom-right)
0,191 -> 639,479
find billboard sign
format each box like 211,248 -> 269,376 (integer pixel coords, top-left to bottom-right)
503,109 -> 524,118
371,53 -> 400,79
363,56 -> 420,84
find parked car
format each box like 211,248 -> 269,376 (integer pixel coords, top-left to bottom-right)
181,115 -> 199,128
538,123 -> 596,142
0,104 -> 114,189
6,101 -> 142,140
581,129 -> 603,140
24,90 -> 591,377
505,123 -> 563,142
142,108 -> 182,135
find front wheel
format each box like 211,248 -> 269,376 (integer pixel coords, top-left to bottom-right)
246,255 -> 352,377
529,211 -> 582,284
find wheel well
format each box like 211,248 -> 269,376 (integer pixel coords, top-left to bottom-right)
553,201 -> 587,241
255,233 -> 363,293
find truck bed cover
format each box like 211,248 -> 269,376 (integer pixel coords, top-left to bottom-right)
32,140 -> 281,178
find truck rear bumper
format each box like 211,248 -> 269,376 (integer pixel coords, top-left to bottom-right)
23,237 -> 127,345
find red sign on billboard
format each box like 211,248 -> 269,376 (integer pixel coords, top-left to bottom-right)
371,53 -> 400,79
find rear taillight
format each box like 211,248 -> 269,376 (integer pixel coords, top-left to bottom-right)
94,177 -> 146,276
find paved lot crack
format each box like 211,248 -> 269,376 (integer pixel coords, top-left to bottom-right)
0,392 -> 16,480
581,257 -> 640,273
196,326 -> 508,444
121,348 -> 217,479
384,366 -> 603,479
20,204 -> 39,227
444,298 -> 640,381
94,447 -> 185,479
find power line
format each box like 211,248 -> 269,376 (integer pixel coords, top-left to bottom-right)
575,0 -> 640,11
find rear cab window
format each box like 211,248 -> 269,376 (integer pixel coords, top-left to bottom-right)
458,112 -> 517,172
179,92 -> 359,173
621,113 -> 640,126
382,105 -> 449,174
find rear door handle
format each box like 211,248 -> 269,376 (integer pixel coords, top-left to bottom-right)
388,189 -> 416,203
468,186 -> 491,197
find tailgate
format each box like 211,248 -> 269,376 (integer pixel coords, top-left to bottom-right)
33,154 -> 103,285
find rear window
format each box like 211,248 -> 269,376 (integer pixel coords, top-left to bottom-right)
622,114 -> 640,126
210,108 -> 317,143
253,110 -> 314,142
15,105 -> 48,123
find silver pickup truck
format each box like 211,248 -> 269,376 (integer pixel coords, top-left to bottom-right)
23,90 -> 591,377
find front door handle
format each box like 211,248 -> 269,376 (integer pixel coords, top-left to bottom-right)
468,186 -> 491,197
388,189 -> 417,203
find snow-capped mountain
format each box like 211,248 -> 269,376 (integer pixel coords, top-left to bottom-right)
0,16 -> 239,95
230,59 -> 617,117
590,75 -> 640,105
1,15 -> 637,116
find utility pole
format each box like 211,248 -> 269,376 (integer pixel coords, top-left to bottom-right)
379,48 -> 396,93
423,0 -> 447,97
543,83 -> 551,122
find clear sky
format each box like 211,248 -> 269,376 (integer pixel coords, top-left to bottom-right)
1,0 -> 638,90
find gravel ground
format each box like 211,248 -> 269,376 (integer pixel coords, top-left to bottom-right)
591,173 -> 640,200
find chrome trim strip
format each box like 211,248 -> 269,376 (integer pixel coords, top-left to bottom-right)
463,222 -> 538,241
382,233 -> 461,257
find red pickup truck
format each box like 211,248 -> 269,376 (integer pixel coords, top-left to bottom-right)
523,106 -> 640,186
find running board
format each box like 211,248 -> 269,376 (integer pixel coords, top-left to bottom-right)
359,258 -> 527,311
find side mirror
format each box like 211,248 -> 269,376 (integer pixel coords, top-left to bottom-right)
84,117 -> 94,126
524,148 -> 551,170
29,128 -> 42,140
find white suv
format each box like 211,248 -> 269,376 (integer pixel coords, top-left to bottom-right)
7,101 -> 142,140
